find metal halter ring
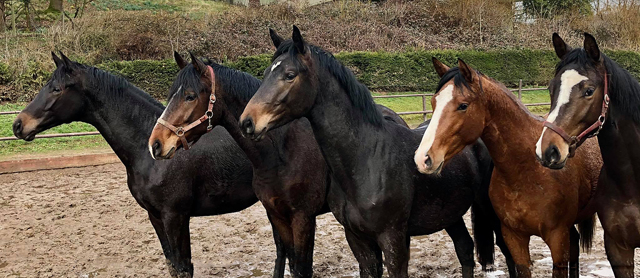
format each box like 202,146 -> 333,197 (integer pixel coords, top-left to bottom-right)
175,128 -> 185,137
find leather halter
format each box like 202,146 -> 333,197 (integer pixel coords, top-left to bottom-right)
543,72 -> 609,157
156,66 -> 217,150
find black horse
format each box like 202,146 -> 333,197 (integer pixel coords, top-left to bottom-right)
148,52 -> 409,277
537,33 -> 640,277
12,52 -> 256,278
239,27 -> 515,278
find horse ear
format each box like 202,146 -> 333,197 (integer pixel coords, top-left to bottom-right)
174,51 -> 188,69
292,25 -> 306,54
270,28 -> 284,49
59,51 -> 77,71
52,51 -> 63,68
584,33 -> 601,63
432,57 -> 450,78
189,52 -> 208,76
458,59 -> 478,84
552,33 -> 571,60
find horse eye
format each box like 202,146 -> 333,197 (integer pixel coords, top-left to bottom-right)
285,72 -> 297,81
457,103 -> 469,111
584,88 -> 595,97
52,87 -> 61,94
185,94 -> 196,102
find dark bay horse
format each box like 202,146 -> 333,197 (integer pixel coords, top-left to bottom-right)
11,52 -> 256,278
414,57 -> 602,278
147,52 -> 409,277
238,26 -> 515,278
537,33 -> 640,277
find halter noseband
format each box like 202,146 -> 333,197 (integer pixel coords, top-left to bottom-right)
543,71 -> 609,157
155,65 -> 217,151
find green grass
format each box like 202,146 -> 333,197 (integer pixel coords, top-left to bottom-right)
0,90 -> 550,158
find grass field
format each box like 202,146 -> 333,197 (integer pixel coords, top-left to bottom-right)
0,89 -> 550,159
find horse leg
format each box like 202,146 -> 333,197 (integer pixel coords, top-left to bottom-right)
604,231 -> 635,278
494,223 -> 517,277
569,226 -> 580,278
267,214 -> 288,278
445,218 -> 475,278
501,225 -> 532,278
544,228 -> 570,278
377,227 -> 410,278
344,229 -> 383,278
289,213 -> 316,278
162,212 -> 193,278
149,212 -> 179,277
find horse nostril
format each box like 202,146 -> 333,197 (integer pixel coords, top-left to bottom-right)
152,140 -> 162,157
241,118 -> 255,135
546,145 -> 561,164
12,119 -> 23,136
425,155 -> 432,168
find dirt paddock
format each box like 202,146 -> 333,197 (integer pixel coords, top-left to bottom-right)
0,163 -> 638,277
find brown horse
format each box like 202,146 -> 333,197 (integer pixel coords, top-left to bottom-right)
537,33 -> 640,277
414,58 -> 602,278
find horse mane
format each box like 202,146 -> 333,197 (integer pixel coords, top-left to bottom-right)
274,40 -> 384,127
168,59 -> 261,103
557,49 -> 640,123
436,67 -> 473,95
52,62 -> 165,111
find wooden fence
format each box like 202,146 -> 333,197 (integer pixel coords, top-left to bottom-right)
0,81 -> 549,141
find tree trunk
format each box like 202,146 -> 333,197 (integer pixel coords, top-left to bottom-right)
48,0 -> 62,12
0,0 -> 5,32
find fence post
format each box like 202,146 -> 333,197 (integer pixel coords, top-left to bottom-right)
422,95 -> 427,121
518,79 -> 522,100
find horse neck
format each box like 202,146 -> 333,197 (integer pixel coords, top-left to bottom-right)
306,69 -> 385,183
218,88 -> 264,167
598,99 -> 640,192
478,78 -> 543,167
82,82 -> 161,167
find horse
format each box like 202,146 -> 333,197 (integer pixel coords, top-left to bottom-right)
536,33 -> 640,277
237,26 -> 515,278
11,52 -> 256,278
414,57 -> 601,278
147,51 -> 410,277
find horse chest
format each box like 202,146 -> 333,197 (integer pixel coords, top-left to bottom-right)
489,178 -> 562,233
600,199 -> 640,247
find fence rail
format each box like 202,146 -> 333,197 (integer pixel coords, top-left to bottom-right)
1,81 -> 550,141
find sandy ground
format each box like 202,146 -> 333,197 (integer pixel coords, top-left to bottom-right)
0,163 -> 638,278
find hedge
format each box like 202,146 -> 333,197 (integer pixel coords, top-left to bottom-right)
3,49 -> 640,102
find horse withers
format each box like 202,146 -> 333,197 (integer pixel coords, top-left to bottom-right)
12,52 -> 256,278
537,33 -> 640,277
414,57 -> 601,278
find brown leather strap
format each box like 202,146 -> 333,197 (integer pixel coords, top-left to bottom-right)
543,72 -> 609,157
155,65 -> 217,151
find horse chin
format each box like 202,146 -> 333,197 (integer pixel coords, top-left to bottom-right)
22,130 -> 38,141
250,127 -> 269,142
156,147 -> 176,160
536,155 -> 568,170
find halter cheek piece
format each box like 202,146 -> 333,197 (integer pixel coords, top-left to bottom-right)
543,72 -> 609,157
155,66 -> 217,151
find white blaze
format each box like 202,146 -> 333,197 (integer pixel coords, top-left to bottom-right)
271,61 -> 282,72
414,85 -> 454,167
535,69 -> 588,157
